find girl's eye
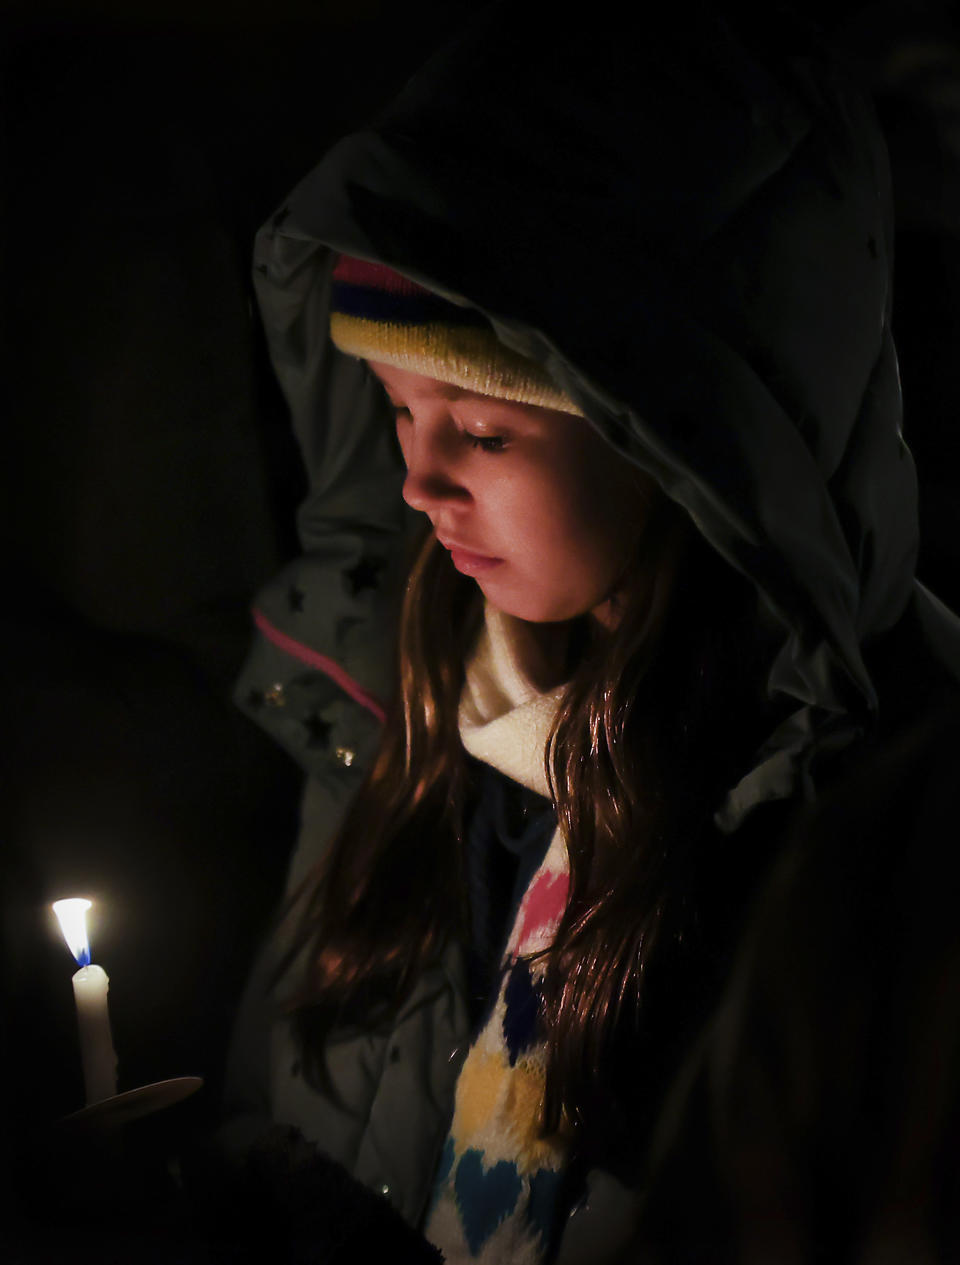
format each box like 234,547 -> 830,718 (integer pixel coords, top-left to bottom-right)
465,433 -> 506,453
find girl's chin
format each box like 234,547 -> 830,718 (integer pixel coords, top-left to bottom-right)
475,578 -> 591,626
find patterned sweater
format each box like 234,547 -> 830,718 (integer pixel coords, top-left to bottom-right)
425,604 -> 574,1264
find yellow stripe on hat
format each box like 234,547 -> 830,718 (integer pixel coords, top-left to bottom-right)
330,312 -> 583,415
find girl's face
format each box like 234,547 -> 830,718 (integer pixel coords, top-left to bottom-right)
369,362 -> 654,626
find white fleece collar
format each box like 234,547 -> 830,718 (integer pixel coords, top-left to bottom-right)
458,603 -> 566,799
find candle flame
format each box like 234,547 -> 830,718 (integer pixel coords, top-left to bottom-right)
52,898 -> 92,966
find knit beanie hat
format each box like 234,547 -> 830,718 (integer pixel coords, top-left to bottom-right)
328,255 -> 583,414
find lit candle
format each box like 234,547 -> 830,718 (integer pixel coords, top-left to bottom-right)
52,898 -> 118,1104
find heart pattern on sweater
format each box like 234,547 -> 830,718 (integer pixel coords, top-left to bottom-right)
454,1148 -> 524,1254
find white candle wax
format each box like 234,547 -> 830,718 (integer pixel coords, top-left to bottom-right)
71,963 -> 118,1104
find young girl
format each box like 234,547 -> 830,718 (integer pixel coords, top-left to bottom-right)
224,4 -> 960,1262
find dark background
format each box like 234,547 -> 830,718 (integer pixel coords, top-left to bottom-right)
1,0 -> 958,1247
0,0 -> 482,1229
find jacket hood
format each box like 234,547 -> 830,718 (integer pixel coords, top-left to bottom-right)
250,0 -> 960,827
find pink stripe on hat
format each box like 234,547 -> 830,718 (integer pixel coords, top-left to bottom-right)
332,255 -> 431,296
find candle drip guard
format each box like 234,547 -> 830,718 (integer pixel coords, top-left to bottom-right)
57,1075 -> 205,1132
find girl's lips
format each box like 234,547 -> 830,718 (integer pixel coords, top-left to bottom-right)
449,548 -> 503,575
441,541 -> 503,575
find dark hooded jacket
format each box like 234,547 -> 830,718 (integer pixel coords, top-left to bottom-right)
224,3 -> 960,1260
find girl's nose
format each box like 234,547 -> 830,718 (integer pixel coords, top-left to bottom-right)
400,430 -> 469,513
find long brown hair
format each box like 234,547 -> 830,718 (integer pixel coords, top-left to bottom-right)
281,486 -> 767,1133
